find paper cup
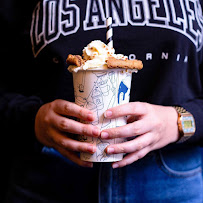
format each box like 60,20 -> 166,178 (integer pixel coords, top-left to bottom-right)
72,69 -> 132,162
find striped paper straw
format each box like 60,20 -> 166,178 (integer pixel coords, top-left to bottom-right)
106,17 -> 113,48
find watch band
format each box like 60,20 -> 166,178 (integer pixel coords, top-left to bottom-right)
174,106 -> 187,114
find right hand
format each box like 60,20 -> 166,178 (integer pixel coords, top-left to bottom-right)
35,99 -> 100,167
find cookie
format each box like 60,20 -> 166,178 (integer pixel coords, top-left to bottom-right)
107,57 -> 143,70
66,54 -> 85,67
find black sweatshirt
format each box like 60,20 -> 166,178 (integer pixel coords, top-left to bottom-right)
0,0 -> 203,153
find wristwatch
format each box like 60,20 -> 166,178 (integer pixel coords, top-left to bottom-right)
174,106 -> 196,143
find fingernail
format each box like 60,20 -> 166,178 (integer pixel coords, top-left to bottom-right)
92,128 -> 100,137
107,147 -> 114,154
101,132 -> 109,139
112,163 -> 119,169
104,110 -> 112,118
87,113 -> 94,121
87,145 -> 96,153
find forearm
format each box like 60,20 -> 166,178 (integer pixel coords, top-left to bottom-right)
180,98 -> 203,145
0,90 -> 43,152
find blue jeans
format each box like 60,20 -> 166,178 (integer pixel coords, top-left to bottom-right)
5,145 -> 203,203
99,144 -> 203,203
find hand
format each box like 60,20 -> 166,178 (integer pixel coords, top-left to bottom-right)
100,102 -> 179,168
35,99 -> 100,167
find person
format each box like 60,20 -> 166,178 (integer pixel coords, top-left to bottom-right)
1,0 -> 203,202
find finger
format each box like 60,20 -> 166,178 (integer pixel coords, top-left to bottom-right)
55,147 -> 93,168
104,102 -> 148,119
105,133 -> 155,154
112,146 -> 151,169
52,99 -> 96,121
52,114 -> 100,137
50,131 -> 97,154
101,120 -> 152,139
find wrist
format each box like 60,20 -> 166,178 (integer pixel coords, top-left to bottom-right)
173,106 -> 196,143
167,106 -> 180,143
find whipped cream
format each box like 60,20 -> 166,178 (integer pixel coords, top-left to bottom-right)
68,40 -> 127,72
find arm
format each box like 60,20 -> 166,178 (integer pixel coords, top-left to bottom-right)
181,96 -> 203,145
100,58 -> 203,168
179,61 -> 203,144
101,98 -> 203,168
0,89 -> 100,166
0,8 -> 100,167
0,89 -> 44,153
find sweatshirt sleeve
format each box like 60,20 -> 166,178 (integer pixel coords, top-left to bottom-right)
0,5 -> 46,153
180,64 -> 203,145
182,98 -> 203,145
0,89 -> 44,153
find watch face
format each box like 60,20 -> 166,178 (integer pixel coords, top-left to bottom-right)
181,115 -> 196,134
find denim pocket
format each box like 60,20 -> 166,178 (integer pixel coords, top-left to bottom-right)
156,145 -> 202,178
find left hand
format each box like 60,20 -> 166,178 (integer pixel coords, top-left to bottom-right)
100,102 -> 179,168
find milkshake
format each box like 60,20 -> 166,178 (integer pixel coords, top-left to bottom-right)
67,40 -> 143,162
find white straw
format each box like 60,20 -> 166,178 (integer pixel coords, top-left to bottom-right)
106,17 -> 113,48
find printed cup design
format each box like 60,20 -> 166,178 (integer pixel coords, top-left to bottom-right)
72,69 -> 132,162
